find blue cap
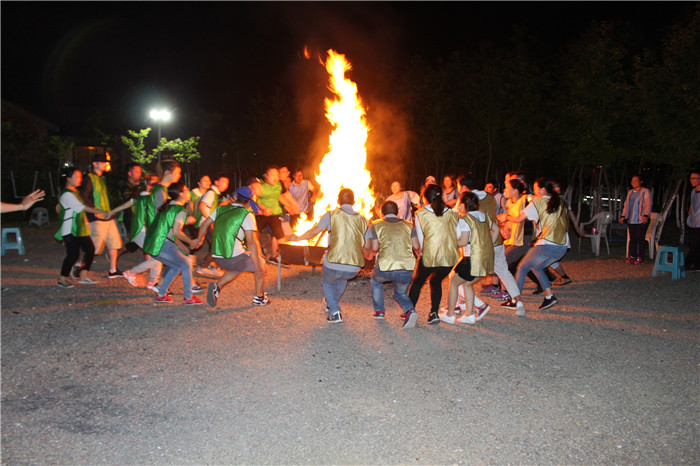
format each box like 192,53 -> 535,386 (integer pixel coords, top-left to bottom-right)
236,186 -> 260,214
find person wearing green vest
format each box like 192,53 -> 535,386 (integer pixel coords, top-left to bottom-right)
117,162 -> 142,256
367,200 -> 419,329
289,188 -> 370,324
195,173 -> 229,277
143,181 -> 202,305
193,186 -> 268,308
56,166 -> 109,288
80,153 -> 123,278
256,166 -> 299,265
108,175 -> 164,289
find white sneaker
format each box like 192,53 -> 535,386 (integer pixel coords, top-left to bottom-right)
78,277 -> 98,284
516,301 -> 526,317
123,270 -> 138,287
457,314 -> 476,324
196,266 -> 219,277
438,312 -> 456,325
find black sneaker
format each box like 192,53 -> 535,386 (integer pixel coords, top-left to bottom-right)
373,310 -> 385,319
108,269 -> 124,279
207,282 -> 219,307
71,264 -> 81,280
253,293 -> 271,306
267,256 -> 279,265
501,299 -> 517,309
539,295 -> 558,310
326,311 -> 343,323
191,283 -> 205,293
532,287 -> 544,295
427,311 -> 440,325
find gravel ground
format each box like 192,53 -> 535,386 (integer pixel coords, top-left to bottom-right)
1,225 -> 698,465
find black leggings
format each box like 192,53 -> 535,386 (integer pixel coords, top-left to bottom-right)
61,235 -> 95,277
628,223 -> 647,258
408,258 -> 452,315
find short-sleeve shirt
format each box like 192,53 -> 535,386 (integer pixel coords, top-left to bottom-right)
523,198 -> 570,247
59,191 -> 86,236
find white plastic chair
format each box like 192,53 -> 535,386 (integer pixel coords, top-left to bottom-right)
578,211 -> 612,256
28,207 -> 49,227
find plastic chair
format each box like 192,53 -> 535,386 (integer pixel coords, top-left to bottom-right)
578,211 -> 612,256
652,245 -> 686,280
1,227 -> 26,256
626,212 -> 660,259
28,207 -> 49,227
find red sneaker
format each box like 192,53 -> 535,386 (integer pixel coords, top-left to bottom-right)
153,294 -> 173,304
182,296 -> 203,305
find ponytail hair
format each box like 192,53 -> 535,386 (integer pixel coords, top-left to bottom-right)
158,181 -> 187,212
423,184 -> 446,216
535,177 -> 561,214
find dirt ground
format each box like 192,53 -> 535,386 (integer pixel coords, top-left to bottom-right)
1,224 -> 698,464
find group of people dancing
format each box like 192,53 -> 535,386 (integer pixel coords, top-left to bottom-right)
291,171 -> 586,327
52,153 -> 699,324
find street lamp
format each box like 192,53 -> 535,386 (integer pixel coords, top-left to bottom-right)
149,109 -> 171,165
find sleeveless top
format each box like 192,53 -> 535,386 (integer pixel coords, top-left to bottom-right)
326,209 -> 368,267
415,208 -> 459,268
373,218 -> 415,272
211,205 -> 250,259
463,213 -> 494,277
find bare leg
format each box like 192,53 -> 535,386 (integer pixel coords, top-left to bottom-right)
447,272 -> 467,318
108,248 -> 119,272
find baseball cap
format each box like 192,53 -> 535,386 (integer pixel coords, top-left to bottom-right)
236,186 -> 260,214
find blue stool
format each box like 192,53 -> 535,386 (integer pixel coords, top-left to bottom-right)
652,245 -> 686,280
1,227 -> 26,256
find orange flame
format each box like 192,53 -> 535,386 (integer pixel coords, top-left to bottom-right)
292,49 -> 374,245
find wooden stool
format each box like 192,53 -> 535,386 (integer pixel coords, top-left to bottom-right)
1,227 -> 26,256
652,245 -> 686,280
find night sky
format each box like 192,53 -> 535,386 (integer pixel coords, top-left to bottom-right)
1,1 -> 692,139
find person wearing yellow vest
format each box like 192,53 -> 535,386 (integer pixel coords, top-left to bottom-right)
56,167 -> 109,288
143,182 -> 202,305
508,178 -> 578,311
289,188 -> 370,324
367,200 -> 419,329
195,173 -> 229,277
440,191 -> 499,324
460,177 -> 526,316
194,186 -> 268,308
79,153 -> 124,278
408,183 -> 466,325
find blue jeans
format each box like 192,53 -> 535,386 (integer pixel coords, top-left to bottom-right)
515,243 -> 567,292
321,265 -> 359,315
155,240 -> 193,299
371,267 -> 414,313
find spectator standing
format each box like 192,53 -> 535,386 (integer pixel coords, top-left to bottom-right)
620,174 -> 653,265
686,171 -> 700,271
288,169 -> 317,228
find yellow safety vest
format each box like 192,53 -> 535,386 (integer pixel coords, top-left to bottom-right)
373,218 -> 415,272
463,213 -> 495,277
415,208 -> 459,268
327,209 -> 368,267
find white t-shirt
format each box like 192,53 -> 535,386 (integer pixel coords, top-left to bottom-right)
59,191 -> 86,236
210,204 -> 257,258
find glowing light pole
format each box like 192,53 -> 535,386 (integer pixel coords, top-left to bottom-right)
149,109 -> 171,165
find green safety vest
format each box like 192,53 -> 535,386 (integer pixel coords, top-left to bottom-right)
145,184 -> 166,228
143,204 -> 185,257
88,173 -> 111,211
211,205 -> 250,259
129,193 -> 150,241
54,189 -> 90,240
259,182 -> 283,216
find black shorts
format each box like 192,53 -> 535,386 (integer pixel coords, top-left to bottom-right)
256,215 -> 285,239
453,257 -> 476,281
